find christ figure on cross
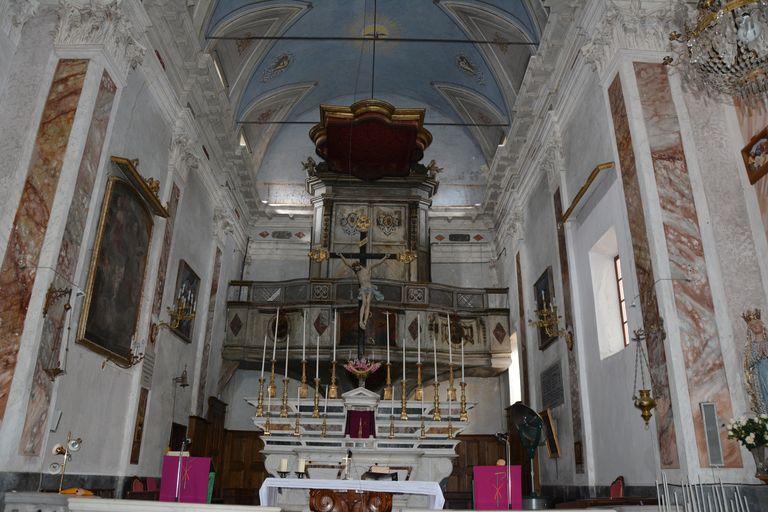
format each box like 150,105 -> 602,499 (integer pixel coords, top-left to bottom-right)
339,253 -> 390,330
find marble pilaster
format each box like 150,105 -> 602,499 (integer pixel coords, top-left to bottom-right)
0,59 -> 89,420
196,246 -> 222,416
633,62 -> 740,468
608,74 -> 680,468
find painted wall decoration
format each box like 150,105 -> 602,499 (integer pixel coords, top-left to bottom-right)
533,267 -> 557,351
78,177 -> 153,366
742,125 -> 768,185
261,52 -> 293,82
171,260 -> 201,343
129,387 -> 149,464
455,54 -> 485,85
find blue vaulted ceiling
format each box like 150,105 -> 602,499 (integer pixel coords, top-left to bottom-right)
205,0 -> 545,207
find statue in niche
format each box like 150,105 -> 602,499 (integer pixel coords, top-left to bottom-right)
742,309 -> 768,414
339,253 -> 389,330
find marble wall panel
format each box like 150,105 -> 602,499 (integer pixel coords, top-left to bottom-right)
196,246 -> 222,416
0,59 -> 88,419
152,184 -> 181,318
553,188 -> 584,474
19,70 -> 117,455
515,252 -> 530,404
634,62 -> 739,468
608,74 -> 680,468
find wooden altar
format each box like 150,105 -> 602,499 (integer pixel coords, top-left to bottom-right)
310,489 -> 392,512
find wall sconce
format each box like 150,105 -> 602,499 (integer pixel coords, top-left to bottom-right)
173,365 -> 190,388
158,285 -> 196,332
529,302 -> 573,350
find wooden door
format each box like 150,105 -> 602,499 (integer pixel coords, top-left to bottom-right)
444,435 -> 506,509
220,430 -> 267,505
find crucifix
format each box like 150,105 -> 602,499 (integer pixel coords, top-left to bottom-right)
329,223 -> 396,359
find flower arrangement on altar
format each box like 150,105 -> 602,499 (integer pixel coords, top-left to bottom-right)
343,357 -> 381,387
727,414 -> 768,448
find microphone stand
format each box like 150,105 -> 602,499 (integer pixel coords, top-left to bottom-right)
495,432 -> 512,509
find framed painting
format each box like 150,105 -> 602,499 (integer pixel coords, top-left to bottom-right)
538,408 -> 561,459
78,176 -> 153,366
533,267 -> 557,350
742,125 -> 768,184
171,260 -> 200,342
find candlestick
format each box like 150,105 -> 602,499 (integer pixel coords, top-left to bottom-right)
433,378 -> 441,421
315,335 -> 320,380
415,362 -> 423,401
300,359 -> 308,399
400,377 -> 408,420
268,359 -> 277,398
256,377 -> 265,417
324,385 -> 328,415
417,313 -> 421,363
448,364 -> 457,401
280,378 -> 289,417
460,381 -> 468,421
384,362 -> 392,400
293,385 -> 301,436
284,334 -> 290,379
419,383 -> 426,439
312,377 -> 321,418
322,384 -> 329,437
264,382 -> 272,436
389,377 -> 396,439
329,361 -> 338,399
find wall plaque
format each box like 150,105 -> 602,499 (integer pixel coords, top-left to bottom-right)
540,361 -> 564,409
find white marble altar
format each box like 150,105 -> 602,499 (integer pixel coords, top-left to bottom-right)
67,498 -> 280,512
258,478 -> 444,510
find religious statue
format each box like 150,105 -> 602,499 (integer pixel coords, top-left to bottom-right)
339,253 -> 390,329
742,309 -> 768,414
425,159 -> 443,179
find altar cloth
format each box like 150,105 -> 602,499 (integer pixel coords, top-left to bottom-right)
258,477 -> 445,509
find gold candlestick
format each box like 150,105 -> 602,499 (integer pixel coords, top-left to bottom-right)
293,406 -> 301,436
263,414 -> 272,436
312,378 -> 321,418
448,415 -> 454,439
280,378 -> 289,417
415,362 -> 423,400
432,380 -> 441,421
256,378 -> 265,417
383,362 -> 393,400
459,381 -> 468,421
419,414 -> 426,439
388,414 -> 395,439
300,360 -> 309,398
268,359 -> 277,398
321,415 -> 328,437
328,361 -> 338,399
447,364 -> 457,401
400,379 -> 408,420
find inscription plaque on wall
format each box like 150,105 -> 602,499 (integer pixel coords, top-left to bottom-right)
540,361 -> 564,409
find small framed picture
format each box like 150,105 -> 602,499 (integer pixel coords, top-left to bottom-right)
538,408 -> 561,459
171,260 -> 200,342
742,126 -> 768,184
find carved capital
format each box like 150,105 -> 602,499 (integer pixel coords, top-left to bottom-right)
55,0 -> 147,78
213,206 -> 234,245
540,130 -> 565,193
1,0 -> 39,45
170,132 -> 200,184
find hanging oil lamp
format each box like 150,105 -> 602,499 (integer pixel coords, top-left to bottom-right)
631,329 -> 656,427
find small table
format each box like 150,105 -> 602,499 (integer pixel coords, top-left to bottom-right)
258,478 -> 445,509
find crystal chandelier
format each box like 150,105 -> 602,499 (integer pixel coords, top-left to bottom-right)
669,0 -> 768,100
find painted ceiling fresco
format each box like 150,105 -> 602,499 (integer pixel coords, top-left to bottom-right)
206,0 -> 545,208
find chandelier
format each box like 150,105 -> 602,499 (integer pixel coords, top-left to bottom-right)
669,0 -> 768,100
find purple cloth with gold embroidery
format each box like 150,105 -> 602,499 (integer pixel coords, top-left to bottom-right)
345,410 -> 376,438
473,465 -> 522,510
159,455 -> 211,503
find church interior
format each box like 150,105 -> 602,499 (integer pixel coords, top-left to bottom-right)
3,0 -> 768,511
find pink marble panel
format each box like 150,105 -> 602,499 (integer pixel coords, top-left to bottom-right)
634,62 -> 740,468
196,246 -> 222,415
19,71 -> 117,455
152,184 -> 181,318
608,75 -> 680,468
734,100 -> 768,244
0,59 -> 89,419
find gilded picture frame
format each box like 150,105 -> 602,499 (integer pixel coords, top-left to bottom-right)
539,408 -> 561,459
742,125 -> 768,185
534,267 -> 557,351
77,176 -> 153,366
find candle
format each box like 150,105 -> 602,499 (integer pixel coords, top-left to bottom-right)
302,310 -> 307,360
298,458 -> 306,473
260,334 -> 267,379
279,458 -> 288,472
284,334 -> 290,379
461,332 -> 465,382
447,313 -> 453,364
315,335 -> 320,380
402,338 -> 406,380
333,310 -> 337,361
433,322 -> 438,380
272,307 -> 280,361
386,313 -> 391,364
324,385 -> 329,414
417,313 -> 421,363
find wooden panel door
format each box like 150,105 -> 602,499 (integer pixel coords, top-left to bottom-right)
444,435 -> 506,509
220,430 -> 267,505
